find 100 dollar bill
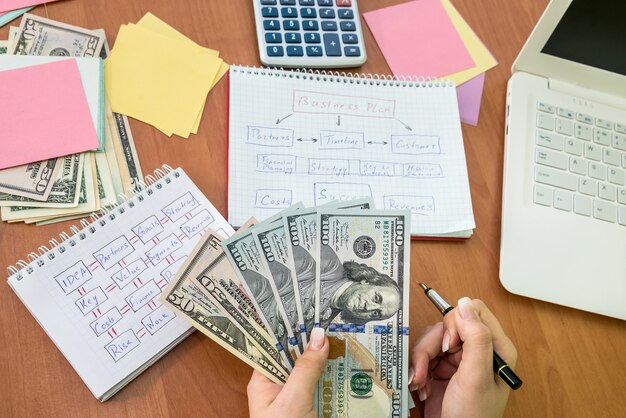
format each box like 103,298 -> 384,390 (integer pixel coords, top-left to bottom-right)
254,221 -> 307,348
222,212 -> 304,369
283,199 -> 375,342
99,35 -> 143,193
315,209 -> 410,418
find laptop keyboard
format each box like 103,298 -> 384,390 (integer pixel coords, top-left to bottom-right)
533,101 -> 626,226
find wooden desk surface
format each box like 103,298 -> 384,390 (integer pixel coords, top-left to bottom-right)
1,0 -> 625,416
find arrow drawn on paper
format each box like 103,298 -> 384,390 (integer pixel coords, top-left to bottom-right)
396,119 -> 413,131
276,114 -> 293,124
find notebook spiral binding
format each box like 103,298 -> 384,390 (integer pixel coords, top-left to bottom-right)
231,65 -> 454,88
7,164 -> 180,281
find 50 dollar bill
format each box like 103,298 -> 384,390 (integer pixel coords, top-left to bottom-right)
161,231 -> 289,383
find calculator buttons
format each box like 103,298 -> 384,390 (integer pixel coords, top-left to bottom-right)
338,9 -> 354,18
304,33 -> 321,43
281,7 -> 298,17
322,21 -> 338,31
263,20 -> 280,30
262,7 -> 279,17
265,32 -> 282,43
320,8 -> 336,18
287,45 -> 304,56
342,34 -> 358,44
344,46 -> 360,56
303,20 -> 319,30
306,46 -> 323,56
340,21 -> 355,31
255,0 -> 366,67
323,33 -> 342,56
267,45 -> 284,56
283,19 -> 300,30
300,7 -> 316,17
285,33 -> 302,43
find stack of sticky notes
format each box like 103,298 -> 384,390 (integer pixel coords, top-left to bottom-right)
0,57 -> 102,169
105,13 -> 228,139
364,0 -> 498,126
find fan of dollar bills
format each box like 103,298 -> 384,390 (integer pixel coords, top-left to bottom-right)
161,200 -> 412,418
0,14 -> 142,225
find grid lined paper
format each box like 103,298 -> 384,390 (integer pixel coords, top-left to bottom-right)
228,66 -> 475,236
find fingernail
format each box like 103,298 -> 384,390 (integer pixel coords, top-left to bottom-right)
458,297 -> 476,319
442,330 -> 450,352
408,368 -> 414,386
309,327 -> 325,351
418,387 -> 428,402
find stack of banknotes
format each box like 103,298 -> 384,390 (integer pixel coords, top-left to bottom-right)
161,200 -> 413,417
0,14 -> 142,225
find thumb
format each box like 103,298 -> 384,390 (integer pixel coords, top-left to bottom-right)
454,297 -> 494,388
278,327 -> 329,406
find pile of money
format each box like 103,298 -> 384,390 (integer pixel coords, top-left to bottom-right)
161,200 -> 412,417
0,14 -> 142,225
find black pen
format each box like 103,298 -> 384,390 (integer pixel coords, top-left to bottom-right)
418,283 -> 523,390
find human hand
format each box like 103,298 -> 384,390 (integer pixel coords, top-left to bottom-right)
409,297 -> 518,418
248,327 -> 329,418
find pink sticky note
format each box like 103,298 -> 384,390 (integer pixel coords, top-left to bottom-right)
457,72 -> 485,126
364,0 -> 475,78
0,60 -> 99,169
0,0 -> 61,13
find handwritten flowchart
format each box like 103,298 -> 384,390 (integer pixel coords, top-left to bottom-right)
229,68 -> 475,235
242,95 -> 445,215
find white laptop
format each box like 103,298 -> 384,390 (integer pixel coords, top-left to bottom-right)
501,0 -> 626,320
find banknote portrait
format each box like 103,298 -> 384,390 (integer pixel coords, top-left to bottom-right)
289,244 -> 401,328
241,268 -> 290,351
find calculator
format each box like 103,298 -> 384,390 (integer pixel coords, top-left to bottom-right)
252,0 -> 367,68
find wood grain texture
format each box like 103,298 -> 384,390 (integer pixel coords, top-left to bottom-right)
1,0 -> 625,417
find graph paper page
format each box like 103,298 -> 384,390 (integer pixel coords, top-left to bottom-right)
228,66 -> 475,236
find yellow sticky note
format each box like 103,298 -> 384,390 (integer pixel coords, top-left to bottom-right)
440,0 -> 497,86
137,12 -> 220,56
136,12 -> 228,136
189,61 -> 229,134
105,24 -> 221,138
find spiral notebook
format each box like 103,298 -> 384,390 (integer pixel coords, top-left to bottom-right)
6,166 -> 233,401
227,66 -> 475,238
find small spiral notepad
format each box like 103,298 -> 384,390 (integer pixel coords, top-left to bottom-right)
228,66 -> 475,238
6,166 -> 233,401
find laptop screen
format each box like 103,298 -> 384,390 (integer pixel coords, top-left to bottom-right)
541,0 -> 626,76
